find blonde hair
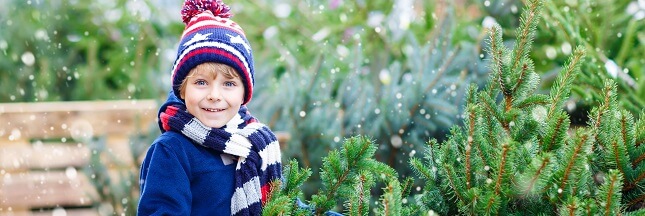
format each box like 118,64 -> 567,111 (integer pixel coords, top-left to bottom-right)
179,63 -> 239,98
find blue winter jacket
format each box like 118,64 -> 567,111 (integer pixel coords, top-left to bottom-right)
138,91 -> 236,215
138,131 -> 236,215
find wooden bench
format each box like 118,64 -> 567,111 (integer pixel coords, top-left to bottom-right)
0,100 -> 158,216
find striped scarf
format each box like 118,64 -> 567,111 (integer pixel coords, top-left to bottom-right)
159,104 -> 282,215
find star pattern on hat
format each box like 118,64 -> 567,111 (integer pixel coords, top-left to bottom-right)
183,33 -> 212,47
227,34 -> 251,53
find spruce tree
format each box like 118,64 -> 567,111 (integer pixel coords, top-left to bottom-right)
263,136 -> 414,215
409,0 -> 645,214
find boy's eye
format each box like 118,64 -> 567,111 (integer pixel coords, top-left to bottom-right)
194,80 -> 207,85
224,81 -> 236,87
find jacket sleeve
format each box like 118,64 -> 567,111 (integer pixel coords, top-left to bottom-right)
138,140 -> 192,216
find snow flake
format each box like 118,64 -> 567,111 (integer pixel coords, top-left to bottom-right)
561,42 -> 572,55
65,167 -> 77,179
532,105 -> 547,123
391,135 -> 403,148
482,16 -> 497,29
273,3 -> 292,18
605,59 -> 620,78
8,128 -> 21,141
0,40 -> 7,50
545,46 -> 557,60
21,52 -> 35,66
379,69 -> 391,85
52,207 -> 66,216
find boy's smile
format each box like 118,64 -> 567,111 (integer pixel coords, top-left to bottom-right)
181,63 -> 244,129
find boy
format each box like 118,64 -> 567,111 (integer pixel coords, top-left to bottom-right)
138,0 -> 282,215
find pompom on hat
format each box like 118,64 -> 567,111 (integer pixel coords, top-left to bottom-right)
171,0 -> 254,105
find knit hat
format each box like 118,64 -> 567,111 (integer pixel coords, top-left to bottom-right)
171,0 -> 254,105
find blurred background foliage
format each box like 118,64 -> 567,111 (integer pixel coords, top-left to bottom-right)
0,0 -> 177,102
1,0 -> 643,212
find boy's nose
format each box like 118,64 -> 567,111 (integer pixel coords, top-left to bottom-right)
208,87 -> 222,101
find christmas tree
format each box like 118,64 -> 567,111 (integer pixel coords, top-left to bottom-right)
409,0 -> 645,214
264,136 -> 415,215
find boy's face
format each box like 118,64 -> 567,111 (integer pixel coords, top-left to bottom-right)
181,64 -> 244,128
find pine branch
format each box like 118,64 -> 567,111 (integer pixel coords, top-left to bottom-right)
510,0 -> 542,74
485,114 -> 499,150
548,47 -> 585,118
321,138 -> 373,203
541,111 -> 570,152
479,91 -> 509,133
262,195 -> 293,216
401,177 -> 414,198
559,197 -> 581,216
443,164 -> 465,205
621,111 -> 634,157
633,154 -> 645,168
514,92 -> 549,109
493,143 -> 510,197
510,63 -> 529,97
558,131 -> 590,199
410,140 -> 440,181
484,194 -> 500,215
632,110 -> 645,168
377,180 -> 402,216
628,193 -> 645,210
262,159 -> 312,216
599,170 -> 623,216
520,154 -> 552,197
486,24 -> 507,97
409,157 -> 433,180
284,159 -> 313,197
465,106 -> 476,189
625,172 -> 645,191
608,139 -> 629,180
346,171 -> 373,216
591,81 -> 616,147
636,116 -> 645,148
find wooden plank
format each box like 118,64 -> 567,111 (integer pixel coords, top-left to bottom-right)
0,171 -> 99,209
0,100 -> 157,113
0,100 -> 157,141
32,208 -> 99,216
0,208 -> 99,216
102,136 -> 135,168
275,131 -> 290,150
0,143 -> 90,172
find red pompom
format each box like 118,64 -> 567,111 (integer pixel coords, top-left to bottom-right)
181,0 -> 232,24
